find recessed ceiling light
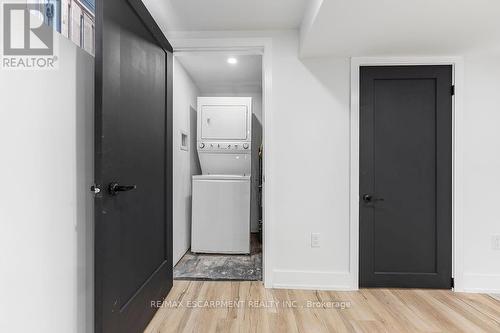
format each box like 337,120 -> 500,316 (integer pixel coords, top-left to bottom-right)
227,57 -> 238,65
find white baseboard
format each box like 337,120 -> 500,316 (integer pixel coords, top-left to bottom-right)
272,269 -> 355,291
173,247 -> 189,267
462,273 -> 500,294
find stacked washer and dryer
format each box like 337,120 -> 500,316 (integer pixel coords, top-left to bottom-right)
191,97 -> 252,254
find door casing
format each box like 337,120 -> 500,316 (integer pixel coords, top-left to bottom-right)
350,57 -> 465,291
170,37 -> 273,287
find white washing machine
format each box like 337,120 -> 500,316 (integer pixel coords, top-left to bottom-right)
191,97 -> 252,254
192,175 -> 250,253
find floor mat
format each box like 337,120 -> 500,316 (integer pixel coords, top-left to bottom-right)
174,234 -> 262,281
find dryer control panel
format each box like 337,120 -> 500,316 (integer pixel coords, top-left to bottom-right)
198,141 -> 250,153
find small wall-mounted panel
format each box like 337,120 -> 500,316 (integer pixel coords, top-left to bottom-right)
180,130 -> 188,151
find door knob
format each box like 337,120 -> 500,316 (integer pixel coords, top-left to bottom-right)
362,194 -> 384,203
108,182 -> 137,196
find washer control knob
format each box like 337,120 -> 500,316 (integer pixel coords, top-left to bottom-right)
243,143 -> 249,149
199,143 -> 205,149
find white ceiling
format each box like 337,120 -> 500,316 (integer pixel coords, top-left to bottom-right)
143,0 -> 308,31
176,53 -> 262,94
300,0 -> 500,57
143,0 -> 500,57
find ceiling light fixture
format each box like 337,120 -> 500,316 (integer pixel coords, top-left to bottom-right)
227,57 -> 238,65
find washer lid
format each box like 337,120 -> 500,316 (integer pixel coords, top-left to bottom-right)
192,174 -> 251,181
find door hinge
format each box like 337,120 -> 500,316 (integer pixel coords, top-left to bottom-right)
451,277 -> 455,288
451,85 -> 455,96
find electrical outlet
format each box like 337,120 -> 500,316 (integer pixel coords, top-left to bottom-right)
311,233 -> 320,248
492,235 -> 500,250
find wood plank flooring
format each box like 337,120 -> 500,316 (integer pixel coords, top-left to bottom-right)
145,281 -> 500,333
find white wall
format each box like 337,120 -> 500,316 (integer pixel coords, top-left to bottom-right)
267,33 -> 351,289
172,59 -> 201,265
462,53 -> 500,293
269,38 -> 500,292
0,35 -> 94,333
169,31 -> 352,289
170,30 -> 500,293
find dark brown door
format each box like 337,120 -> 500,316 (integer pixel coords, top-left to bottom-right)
94,0 -> 173,332
359,65 -> 452,288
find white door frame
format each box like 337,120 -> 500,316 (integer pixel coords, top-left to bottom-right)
170,36 -> 274,287
350,57 -> 465,291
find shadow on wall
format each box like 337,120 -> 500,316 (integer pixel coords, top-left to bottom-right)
190,105 -> 202,175
300,57 -> 350,102
188,105 -> 202,239
251,113 -> 263,233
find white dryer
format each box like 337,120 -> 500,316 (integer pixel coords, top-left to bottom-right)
191,97 -> 252,254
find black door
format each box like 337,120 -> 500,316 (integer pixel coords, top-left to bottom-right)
359,65 -> 452,288
94,0 -> 173,332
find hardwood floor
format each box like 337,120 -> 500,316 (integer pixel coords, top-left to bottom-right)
145,281 -> 500,333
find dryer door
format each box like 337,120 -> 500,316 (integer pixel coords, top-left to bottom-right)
200,105 -> 248,140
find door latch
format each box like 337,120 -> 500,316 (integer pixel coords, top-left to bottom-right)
90,184 -> 101,194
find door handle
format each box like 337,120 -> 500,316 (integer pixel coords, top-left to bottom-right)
362,194 -> 384,203
108,182 -> 137,196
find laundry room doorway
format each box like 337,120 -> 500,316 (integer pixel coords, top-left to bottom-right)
169,42 -> 271,284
